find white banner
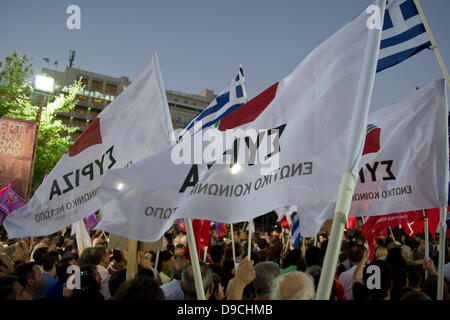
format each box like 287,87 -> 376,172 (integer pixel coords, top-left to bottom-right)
299,79 -> 448,236
96,7 -> 377,242
4,53 -> 175,238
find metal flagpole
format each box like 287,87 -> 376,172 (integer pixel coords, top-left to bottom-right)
247,221 -> 252,259
185,218 -> 206,300
315,0 -> 386,300
413,0 -> 450,89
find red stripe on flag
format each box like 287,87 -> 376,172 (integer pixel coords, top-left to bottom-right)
68,118 -> 102,157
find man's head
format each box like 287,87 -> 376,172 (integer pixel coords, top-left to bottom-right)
174,244 -> 185,257
32,247 -> 48,266
180,262 -> 213,299
14,262 -> 44,294
0,275 -> 23,300
270,271 -> 315,300
210,245 -> 225,264
172,257 -> 189,281
253,261 -> 281,299
42,250 -> 61,274
347,243 -> 365,265
0,253 -> 15,276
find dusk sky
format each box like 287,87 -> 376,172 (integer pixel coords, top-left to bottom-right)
1,0 -> 449,111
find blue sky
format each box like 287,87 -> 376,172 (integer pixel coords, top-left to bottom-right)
1,0 -> 449,111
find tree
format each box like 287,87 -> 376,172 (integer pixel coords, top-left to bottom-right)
0,50 -> 84,195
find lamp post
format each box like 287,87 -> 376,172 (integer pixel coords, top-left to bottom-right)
26,75 -> 55,200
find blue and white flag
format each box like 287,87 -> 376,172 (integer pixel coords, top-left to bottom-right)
377,0 -> 431,72
177,67 -> 245,140
291,212 -> 302,248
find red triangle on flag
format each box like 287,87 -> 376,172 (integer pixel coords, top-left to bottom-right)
68,118 -> 102,157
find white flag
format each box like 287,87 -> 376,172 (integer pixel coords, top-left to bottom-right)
4,52 -> 175,238
300,79 -> 448,236
96,6 -> 379,242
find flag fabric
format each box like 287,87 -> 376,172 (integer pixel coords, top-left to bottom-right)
291,212 -> 302,248
72,219 -> 92,254
214,222 -> 227,237
361,210 -> 427,260
302,79 -> 448,237
4,53 -> 175,238
376,0 -> 431,72
42,58 -> 50,64
183,219 -> 212,263
346,217 -> 358,230
83,213 -> 98,233
398,208 -> 440,238
96,5 -> 380,242
177,67 -> 246,140
0,184 -> 26,226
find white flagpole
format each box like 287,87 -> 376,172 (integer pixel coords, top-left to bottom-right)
185,218 -> 206,300
230,223 -> 237,271
413,0 -> 450,89
203,246 -> 208,263
237,64 -> 253,261
154,250 -> 160,272
316,0 -> 386,300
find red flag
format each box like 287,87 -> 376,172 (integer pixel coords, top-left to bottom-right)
68,118 -> 102,156
278,216 -> 290,230
183,219 -> 212,263
345,217 -> 357,230
361,211 -> 426,261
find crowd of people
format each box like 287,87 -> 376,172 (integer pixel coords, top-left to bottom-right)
0,222 -> 449,301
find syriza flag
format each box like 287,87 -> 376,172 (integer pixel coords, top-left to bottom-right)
96,5 -> 381,242
302,79 -> 449,236
4,52 -> 175,238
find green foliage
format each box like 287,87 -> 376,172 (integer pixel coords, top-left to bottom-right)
0,50 -> 84,195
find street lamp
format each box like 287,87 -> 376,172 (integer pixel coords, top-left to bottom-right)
34,75 -> 55,93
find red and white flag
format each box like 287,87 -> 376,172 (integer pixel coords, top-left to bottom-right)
4,53 -> 175,238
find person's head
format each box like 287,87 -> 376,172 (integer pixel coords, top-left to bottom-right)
305,246 -> 322,267
0,253 -> 15,276
270,271 -> 315,300
362,260 -> 392,300
112,275 -> 165,300
318,233 -> 328,243
0,275 -> 23,300
375,246 -> 388,261
181,262 -> 213,299
386,247 -> 406,268
208,273 -> 224,301
5,244 -> 22,263
108,268 -> 127,297
32,247 -> 48,266
253,261 -> 281,299
391,265 -> 408,289
400,290 -> 431,300
80,264 -> 101,290
258,238 -> 268,250
401,245 -> 412,263
347,243 -> 365,265
42,250 -> 60,273
234,241 -> 243,258
174,244 -> 185,257
111,250 -> 126,268
157,250 -> 174,273
55,257 -> 77,282
14,262 -> 44,294
210,245 -> 225,264
421,276 -> 448,300
172,257 -> 189,281
306,265 -> 322,289
406,263 -> 422,289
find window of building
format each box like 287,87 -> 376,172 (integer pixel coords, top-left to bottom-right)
91,80 -> 103,91
78,77 -> 89,87
77,95 -> 88,102
106,83 -> 118,94
93,98 -> 103,105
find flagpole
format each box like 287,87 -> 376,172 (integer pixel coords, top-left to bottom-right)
316,0 -> 386,300
424,212 -> 429,279
237,64 -> 253,261
230,223 -> 237,271
413,0 -> 450,89
436,80 -> 449,300
154,250 -> 160,273
185,218 -> 206,300
126,239 -> 138,280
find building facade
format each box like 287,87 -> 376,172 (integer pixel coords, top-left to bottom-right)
42,66 -> 215,141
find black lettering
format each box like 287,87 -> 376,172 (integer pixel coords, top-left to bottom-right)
49,180 -> 62,201
62,172 -> 74,194
106,145 -> 117,170
179,165 -> 199,193
381,160 -> 396,181
81,163 -> 94,181
95,154 -> 105,176
365,162 -> 379,182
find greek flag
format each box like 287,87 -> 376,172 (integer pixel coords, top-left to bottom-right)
178,67 -> 246,140
377,0 -> 431,72
291,212 -> 302,248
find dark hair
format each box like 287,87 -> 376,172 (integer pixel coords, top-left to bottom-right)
42,250 -> 60,272
282,248 -> 302,269
79,246 -> 107,266
137,266 -> 155,279
258,238 -> 268,250
0,275 -> 21,300
210,245 -> 224,264
14,262 -> 37,288
55,234 -> 65,248
209,273 -> 222,300
80,264 -> 100,291
386,247 -> 406,268
347,243 -> 365,264
32,247 -> 48,265
70,287 -> 104,301
112,250 -> 123,263
109,268 -> 127,297
400,290 -> 431,300
405,263 -> 422,288
305,246 -> 322,267
157,251 -> 173,273
56,257 -> 74,281
112,276 -> 164,300
234,242 -> 242,257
